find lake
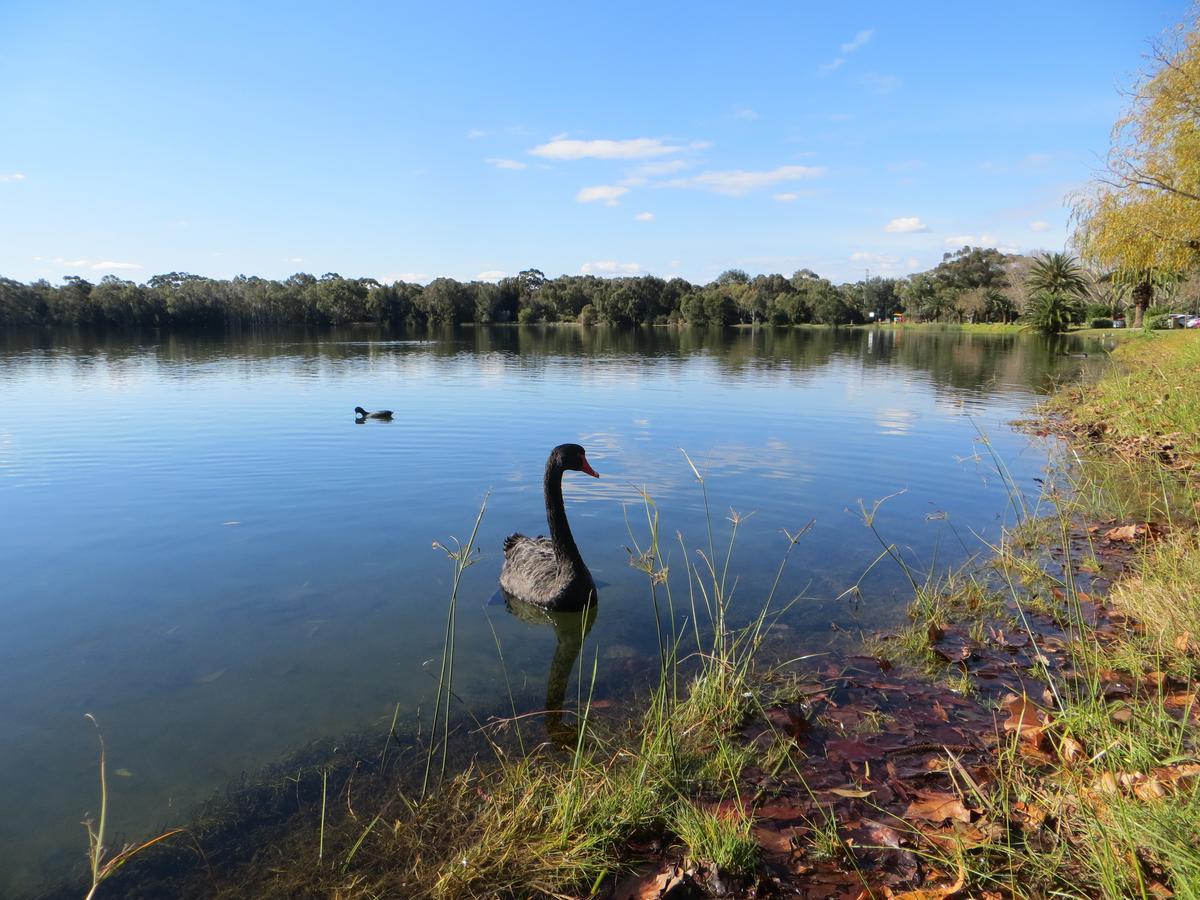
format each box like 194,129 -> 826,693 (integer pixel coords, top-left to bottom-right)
0,325 -> 1107,892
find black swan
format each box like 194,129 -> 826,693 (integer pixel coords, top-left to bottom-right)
499,444 -> 599,611
354,406 -> 393,420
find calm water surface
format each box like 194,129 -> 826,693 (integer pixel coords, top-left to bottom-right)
0,326 -> 1108,891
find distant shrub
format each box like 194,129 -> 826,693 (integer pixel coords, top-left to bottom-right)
1023,290 -> 1081,335
577,304 -> 597,326
1086,303 -> 1114,321
1146,314 -> 1172,330
1091,318 -> 1114,329
517,307 -> 537,324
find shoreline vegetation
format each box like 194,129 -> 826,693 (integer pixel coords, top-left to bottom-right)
4,243 -> 1196,334
61,331 -> 1200,899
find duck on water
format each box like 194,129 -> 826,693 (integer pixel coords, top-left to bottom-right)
354,406 -> 393,420
500,444 -> 599,612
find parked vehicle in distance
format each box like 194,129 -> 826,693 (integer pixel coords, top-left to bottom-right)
1113,317 -> 1126,328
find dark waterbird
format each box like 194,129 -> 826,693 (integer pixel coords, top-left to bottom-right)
354,406 -> 393,420
500,444 -> 599,611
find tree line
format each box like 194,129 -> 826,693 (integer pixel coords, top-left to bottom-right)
0,246 -> 1181,331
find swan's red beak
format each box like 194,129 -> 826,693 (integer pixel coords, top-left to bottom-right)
581,458 -> 600,478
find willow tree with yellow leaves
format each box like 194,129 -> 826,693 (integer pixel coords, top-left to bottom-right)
1074,14 -> 1200,326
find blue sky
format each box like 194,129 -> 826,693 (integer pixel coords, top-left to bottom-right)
0,1 -> 1189,286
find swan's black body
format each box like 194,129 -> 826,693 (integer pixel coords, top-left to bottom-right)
499,444 -> 599,611
354,406 -> 393,420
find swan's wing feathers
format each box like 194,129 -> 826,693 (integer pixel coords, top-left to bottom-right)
499,536 -> 562,601
502,535 -> 554,567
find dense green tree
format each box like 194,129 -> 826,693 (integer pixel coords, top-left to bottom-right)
417,278 -> 471,326
715,268 -> 750,286
934,246 -> 1008,292
982,287 -> 1018,323
0,246 -> 1080,331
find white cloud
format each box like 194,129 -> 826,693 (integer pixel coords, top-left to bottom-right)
0,172 -> 25,182
285,256 -> 304,263
477,270 -> 507,281
581,261 -> 642,275
91,261 -> 143,270
774,193 -> 799,202
531,137 -> 696,160
663,164 -> 826,196
486,158 -> 526,170
1024,152 -> 1053,166
860,72 -> 900,94
734,107 -> 759,120
634,211 -> 654,221
577,185 -> 628,205
628,159 -> 690,179
467,129 -> 489,139
840,29 -> 874,53
1029,220 -> 1052,232
53,257 -> 89,267
819,29 -> 873,76
884,216 -> 930,234
944,234 -> 976,246
906,257 -> 920,268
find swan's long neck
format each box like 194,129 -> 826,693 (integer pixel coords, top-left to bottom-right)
544,458 -> 583,567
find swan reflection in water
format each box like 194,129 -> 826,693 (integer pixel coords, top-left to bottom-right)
500,592 -> 598,749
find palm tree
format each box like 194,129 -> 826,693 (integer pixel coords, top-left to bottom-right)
1023,291 -> 1080,335
1026,252 -> 1090,299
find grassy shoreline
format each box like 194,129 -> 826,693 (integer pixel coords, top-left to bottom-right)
872,330 -> 1200,897
67,333 -> 1200,899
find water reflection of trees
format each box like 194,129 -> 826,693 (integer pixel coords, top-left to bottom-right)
0,326 -> 1103,399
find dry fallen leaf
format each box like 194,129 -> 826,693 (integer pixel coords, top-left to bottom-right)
1093,771 -> 1120,795
1133,778 -> 1167,802
1104,524 -> 1142,542
904,790 -> 973,824
1058,735 -> 1085,764
886,855 -> 966,899
829,786 -> 876,798
751,824 -> 796,856
1002,694 -> 1048,746
1013,800 -> 1047,828
627,864 -> 689,900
